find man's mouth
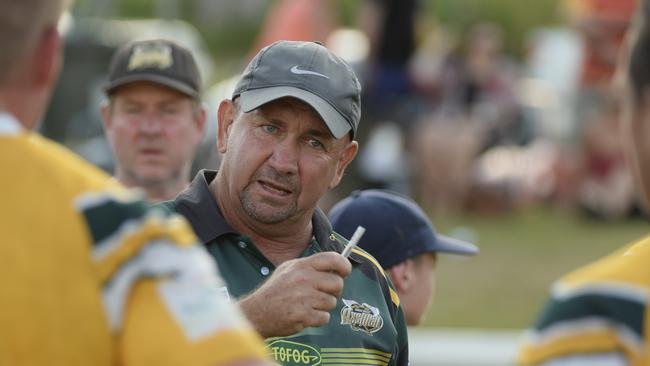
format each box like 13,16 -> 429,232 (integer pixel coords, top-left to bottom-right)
258,179 -> 293,196
138,148 -> 163,156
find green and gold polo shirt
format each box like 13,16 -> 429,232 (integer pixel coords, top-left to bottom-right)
157,170 -> 409,366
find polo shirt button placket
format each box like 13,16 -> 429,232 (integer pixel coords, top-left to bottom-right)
260,266 -> 270,276
238,241 -> 247,249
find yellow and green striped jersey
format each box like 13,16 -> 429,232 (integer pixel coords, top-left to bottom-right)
517,236 -> 650,366
0,114 -> 268,366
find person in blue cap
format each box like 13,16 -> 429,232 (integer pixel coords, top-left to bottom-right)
329,189 -> 478,325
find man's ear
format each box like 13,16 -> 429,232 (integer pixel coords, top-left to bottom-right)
387,260 -> 415,293
32,26 -> 62,90
101,101 -> 112,130
217,99 -> 237,154
329,140 -> 358,189
196,104 -> 207,135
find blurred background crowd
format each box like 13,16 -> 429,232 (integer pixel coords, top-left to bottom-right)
45,0 -> 649,332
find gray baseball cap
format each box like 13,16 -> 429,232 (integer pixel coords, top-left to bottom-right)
232,41 -> 362,139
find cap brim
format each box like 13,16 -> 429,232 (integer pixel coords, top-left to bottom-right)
104,74 -> 199,99
238,86 -> 351,139
430,234 -> 479,256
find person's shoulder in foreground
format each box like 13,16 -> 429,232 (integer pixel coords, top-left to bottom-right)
329,189 -> 478,326
1,123 -> 268,365
517,237 -> 650,366
0,0 -> 268,364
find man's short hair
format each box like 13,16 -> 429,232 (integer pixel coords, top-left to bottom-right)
0,0 -> 66,84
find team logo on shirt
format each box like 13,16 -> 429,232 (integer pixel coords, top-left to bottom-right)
340,299 -> 384,335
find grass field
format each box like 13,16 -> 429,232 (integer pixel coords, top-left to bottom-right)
421,207 -> 649,329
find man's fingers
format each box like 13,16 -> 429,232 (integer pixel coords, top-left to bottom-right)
307,252 -> 352,277
311,271 -> 345,297
302,310 -> 330,328
310,292 -> 339,312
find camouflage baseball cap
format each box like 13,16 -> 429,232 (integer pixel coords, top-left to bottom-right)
232,40 -> 362,139
104,39 -> 201,99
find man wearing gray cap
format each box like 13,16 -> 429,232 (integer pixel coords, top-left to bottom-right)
157,41 -> 409,366
330,189 -> 478,326
102,39 -> 206,201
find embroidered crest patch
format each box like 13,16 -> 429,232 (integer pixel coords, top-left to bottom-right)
340,299 -> 384,335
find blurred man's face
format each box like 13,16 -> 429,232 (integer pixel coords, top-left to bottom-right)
103,81 -> 204,190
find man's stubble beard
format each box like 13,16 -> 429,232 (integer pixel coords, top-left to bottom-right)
239,166 -> 299,224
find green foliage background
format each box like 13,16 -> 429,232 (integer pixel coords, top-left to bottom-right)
72,0 -> 564,77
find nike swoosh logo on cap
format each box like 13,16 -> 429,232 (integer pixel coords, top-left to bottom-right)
290,65 -> 330,79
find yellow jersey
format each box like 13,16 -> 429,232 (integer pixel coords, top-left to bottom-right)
0,113 -> 268,365
517,236 -> 650,365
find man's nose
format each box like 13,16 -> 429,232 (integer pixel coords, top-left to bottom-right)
138,113 -> 163,134
268,138 -> 299,175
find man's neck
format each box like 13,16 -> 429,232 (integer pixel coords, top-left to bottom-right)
210,174 -> 313,266
0,87 -> 35,130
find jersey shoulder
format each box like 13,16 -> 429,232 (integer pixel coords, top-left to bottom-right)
517,236 -> 650,366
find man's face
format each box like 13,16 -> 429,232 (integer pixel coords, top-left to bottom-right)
217,97 -> 357,224
102,81 -> 204,187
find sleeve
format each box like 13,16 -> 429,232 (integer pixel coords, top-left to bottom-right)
349,246 -> 410,366
76,189 -> 269,366
537,352 -> 628,366
392,305 -> 410,366
516,281 -> 645,366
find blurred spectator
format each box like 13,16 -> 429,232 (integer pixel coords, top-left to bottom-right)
359,0 -> 420,130
406,22 -> 526,212
544,0 -> 638,218
576,99 -> 636,219
329,189 -> 478,326
247,0 -> 336,59
423,22 -> 526,151
410,116 -> 482,213
346,0 -> 422,198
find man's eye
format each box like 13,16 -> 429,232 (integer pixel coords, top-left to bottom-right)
162,107 -> 177,115
124,107 -> 141,115
262,125 -> 278,134
307,138 -> 323,149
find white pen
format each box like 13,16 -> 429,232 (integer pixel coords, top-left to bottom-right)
341,226 -> 366,258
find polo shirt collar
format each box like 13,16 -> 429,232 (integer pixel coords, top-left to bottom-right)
174,170 -> 235,243
175,169 -> 345,253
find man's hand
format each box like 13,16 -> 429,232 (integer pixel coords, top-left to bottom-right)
238,252 -> 352,338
